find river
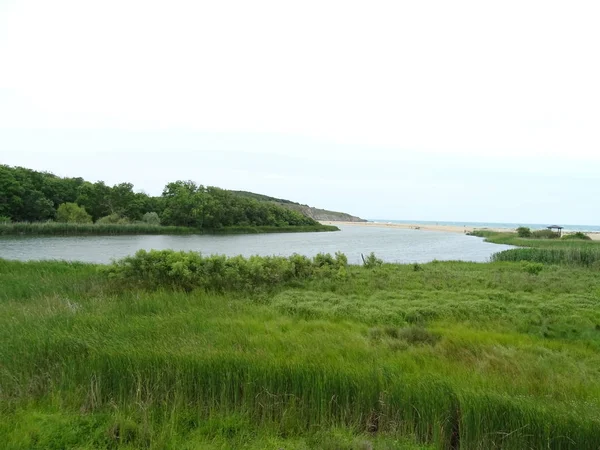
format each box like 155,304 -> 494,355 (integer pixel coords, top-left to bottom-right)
0,225 -> 514,265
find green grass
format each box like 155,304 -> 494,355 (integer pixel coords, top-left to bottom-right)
2,257 -> 600,448
469,230 -> 600,248
470,230 -> 600,267
0,222 -> 338,236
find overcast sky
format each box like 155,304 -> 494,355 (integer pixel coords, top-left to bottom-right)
1,1 -> 599,224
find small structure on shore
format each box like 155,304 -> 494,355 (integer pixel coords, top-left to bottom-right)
547,225 -> 563,237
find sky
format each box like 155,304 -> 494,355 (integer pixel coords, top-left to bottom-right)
1,0 -> 599,224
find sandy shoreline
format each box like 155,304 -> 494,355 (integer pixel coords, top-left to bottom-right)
321,221 -> 600,241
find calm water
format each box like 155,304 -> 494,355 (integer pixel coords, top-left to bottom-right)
0,225 -> 513,265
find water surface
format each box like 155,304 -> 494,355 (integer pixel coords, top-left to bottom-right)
0,225 -> 513,265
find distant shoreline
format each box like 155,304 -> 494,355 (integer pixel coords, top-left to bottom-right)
320,220 -> 600,241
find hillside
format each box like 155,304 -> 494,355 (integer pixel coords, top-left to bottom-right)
0,165 -> 338,233
231,190 -> 366,222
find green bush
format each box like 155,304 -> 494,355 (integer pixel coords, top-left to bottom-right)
103,250 -> 349,292
96,213 -> 127,224
0,215 -> 10,223
531,229 -> 560,239
362,252 -> 383,268
142,212 -> 161,226
562,232 -> 592,241
521,261 -> 544,275
56,202 -> 93,224
516,227 -> 532,238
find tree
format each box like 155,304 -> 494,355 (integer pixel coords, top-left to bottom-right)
516,227 -> 532,238
56,203 -> 93,223
161,181 -> 205,227
0,166 -> 24,220
142,212 -> 161,225
75,181 -> 112,221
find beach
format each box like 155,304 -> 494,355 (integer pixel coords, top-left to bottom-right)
321,221 -> 600,240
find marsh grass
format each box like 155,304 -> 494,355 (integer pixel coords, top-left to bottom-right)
0,222 -> 338,236
2,258 -> 600,448
492,247 -> 600,266
470,230 -> 600,266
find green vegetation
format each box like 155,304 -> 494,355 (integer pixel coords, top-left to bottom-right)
104,249 -> 348,291
56,202 -> 93,223
492,247 -> 600,266
0,222 -> 337,236
469,229 -> 600,267
469,229 -> 599,247
2,251 -> 600,449
0,165 -> 342,235
233,190 -> 367,222
563,231 -> 592,241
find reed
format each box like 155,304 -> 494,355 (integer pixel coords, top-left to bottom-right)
0,222 -> 338,236
2,258 -> 600,448
492,247 -> 600,266
469,230 -> 600,248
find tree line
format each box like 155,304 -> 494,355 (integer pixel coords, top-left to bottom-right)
0,165 -> 318,228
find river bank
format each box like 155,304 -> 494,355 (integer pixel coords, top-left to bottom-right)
0,222 -> 338,236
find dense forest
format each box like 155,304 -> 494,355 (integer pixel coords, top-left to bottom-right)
0,165 -> 318,228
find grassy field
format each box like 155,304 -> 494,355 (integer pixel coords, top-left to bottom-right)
2,244 -> 600,449
0,222 -> 338,236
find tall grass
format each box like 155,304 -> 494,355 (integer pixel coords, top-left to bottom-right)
492,247 -> 600,266
2,258 -> 600,448
470,230 -> 600,266
469,230 -> 600,248
0,222 -> 339,236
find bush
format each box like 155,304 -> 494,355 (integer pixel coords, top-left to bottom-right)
531,229 -> 560,239
521,261 -> 544,275
362,252 -> 383,268
516,227 -> 532,238
56,203 -> 93,224
562,232 -> 592,241
103,250 -> 349,292
0,216 -> 10,223
96,213 -> 123,224
142,212 -> 161,226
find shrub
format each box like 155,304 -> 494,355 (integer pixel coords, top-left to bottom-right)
334,251 -> 348,267
56,203 -> 93,224
531,229 -> 560,239
521,261 -> 544,275
562,232 -> 592,241
516,227 -> 532,238
313,253 -> 336,268
362,252 -> 383,268
142,212 -> 161,226
103,250 -> 350,292
0,216 -> 10,223
96,213 -> 123,224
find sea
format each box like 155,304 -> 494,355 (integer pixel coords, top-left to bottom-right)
371,220 -> 600,233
